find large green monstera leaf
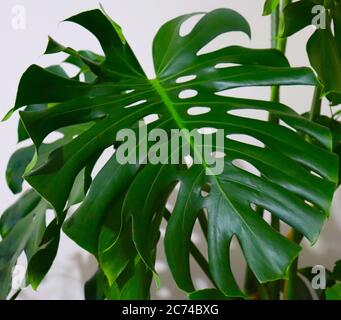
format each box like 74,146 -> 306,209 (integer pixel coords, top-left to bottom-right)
2,8 -> 338,299
271,0 -> 341,106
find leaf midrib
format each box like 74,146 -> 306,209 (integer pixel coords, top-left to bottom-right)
150,78 -> 264,244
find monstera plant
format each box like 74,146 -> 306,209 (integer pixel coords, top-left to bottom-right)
0,2 -> 340,300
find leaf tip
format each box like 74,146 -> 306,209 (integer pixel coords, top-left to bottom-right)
44,36 -> 65,55
2,109 -> 14,122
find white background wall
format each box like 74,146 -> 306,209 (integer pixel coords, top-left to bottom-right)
0,0 -> 340,299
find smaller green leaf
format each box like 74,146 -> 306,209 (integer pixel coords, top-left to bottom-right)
0,190 -> 40,237
281,0 -> 316,37
307,29 -> 341,105
0,200 -> 47,299
263,0 -> 280,16
6,146 -> 35,194
299,265 -> 335,299
14,65 -> 93,114
18,65 -> 68,142
24,210 -> 46,261
15,64 -> 66,135
18,104 -> 47,142
27,212 -> 66,290
326,283 -> 341,300
27,235 -> 60,290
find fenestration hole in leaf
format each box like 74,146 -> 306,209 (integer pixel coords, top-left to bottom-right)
143,113 -> 160,125
215,63 -> 240,69
229,235 -> 247,284
262,209 -> 272,225
179,89 -> 198,99
197,31 -> 249,56
191,222 -> 203,245
176,75 -> 197,84
197,127 -> 218,135
187,106 -> 211,116
279,119 -> 297,133
211,151 -> 226,159
79,73 -> 85,82
179,14 -> 204,37
45,208 -> 56,225
194,277 -> 210,291
62,62 -> 81,78
42,131 -> 64,144
90,110 -> 108,121
200,182 -> 211,198
91,145 -> 116,179
200,190 -> 209,198
227,108 -> 269,121
304,200 -> 315,208
184,154 -> 194,168
226,134 -> 265,148
250,203 -> 257,212
310,170 -> 323,179
232,159 -> 261,177
166,182 -> 180,213
124,99 -> 147,108
122,89 -> 135,94
250,204 -> 270,222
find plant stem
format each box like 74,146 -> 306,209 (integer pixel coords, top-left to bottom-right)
269,0 -> 288,236
267,0 -> 292,300
309,86 -> 322,122
283,258 -> 298,300
276,0 -> 292,53
271,4 -> 279,49
258,284 -> 271,300
269,0 -> 292,122
269,3 -> 280,125
283,231 -> 303,299
283,84 -> 322,299
269,0 -> 293,230
189,242 -> 216,286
